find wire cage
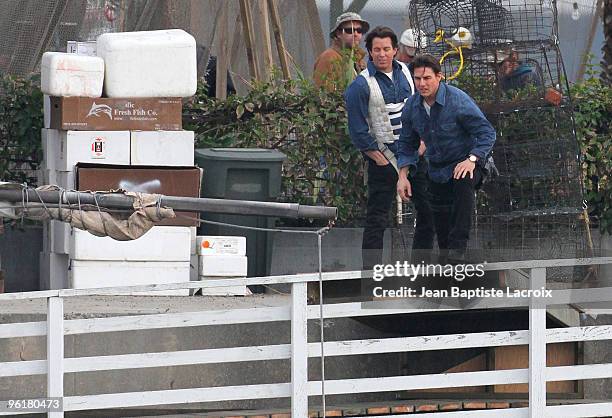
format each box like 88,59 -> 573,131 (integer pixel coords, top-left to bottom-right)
434,42 -> 567,112
408,0 -> 556,48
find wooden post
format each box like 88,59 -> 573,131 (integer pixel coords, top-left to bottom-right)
529,267 -> 547,417
216,4 -> 228,99
291,281 -> 308,416
267,0 -> 290,79
257,0 -> 274,79
47,296 -> 64,417
239,0 -> 260,81
302,0 -> 326,55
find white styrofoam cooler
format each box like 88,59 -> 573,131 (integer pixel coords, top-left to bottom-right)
41,52 -> 104,97
198,255 -> 248,277
46,223 -> 192,261
97,29 -> 197,98
70,260 -> 190,296
130,130 -> 194,166
42,129 -> 130,171
196,236 -> 247,256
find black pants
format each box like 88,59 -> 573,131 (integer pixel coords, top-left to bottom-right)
429,167 -> 483,259
410,158 -> 435,253
362,159 -> 397,270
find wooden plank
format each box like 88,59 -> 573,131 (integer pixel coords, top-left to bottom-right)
47,297 -> 64,418
257,0 -> 274,78
301,0 -> 326,55
368,409 -> 528,418
551,287 -> 612,305
0,359 -> 46,377
215,2 -> 228,99
64,345 -> 291,373
64,306 -> 290,335
547,402 -> 612,417
529,267 -> 547,418
310,330 -> 529,357
307,369 -> 529,395
547,363 -> 612,381
64,383 -> 291,411
291,282 -> 308,417
0,321 -> 46,338
267,0 -> 290,79
494,343 -> 576,393
548,325 -> 612,343
239,0 -> 260,80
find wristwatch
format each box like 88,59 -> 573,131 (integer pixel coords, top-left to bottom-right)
468,154 -> 478,163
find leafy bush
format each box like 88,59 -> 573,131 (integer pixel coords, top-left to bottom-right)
571,69 -> 612,234
184,72 -> 366,225
0,73 -> 43,184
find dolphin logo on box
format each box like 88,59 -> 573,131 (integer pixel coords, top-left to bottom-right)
86,102 -> 113,119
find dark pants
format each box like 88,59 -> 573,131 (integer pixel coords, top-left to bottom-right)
409,158 -> 435,254
362,159 -> 397,270
429,167 -> 483,260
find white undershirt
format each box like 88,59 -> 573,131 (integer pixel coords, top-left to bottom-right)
423,100 -> 431,116
384,71 -> 393,80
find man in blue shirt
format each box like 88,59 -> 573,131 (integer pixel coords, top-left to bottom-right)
345,26 -> 415,270
397,55 -> 496,262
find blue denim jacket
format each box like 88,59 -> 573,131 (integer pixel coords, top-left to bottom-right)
398,82 -> 496,183
345,60 -> 414,153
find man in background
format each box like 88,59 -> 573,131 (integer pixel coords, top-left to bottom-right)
313,12 -> 369,91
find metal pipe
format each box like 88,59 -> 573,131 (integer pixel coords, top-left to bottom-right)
0,189 -> 337,220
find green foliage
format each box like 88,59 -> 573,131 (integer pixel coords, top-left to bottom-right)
0,73 -> 43,184
184,70 -> 366,224
571,69 -> 612,234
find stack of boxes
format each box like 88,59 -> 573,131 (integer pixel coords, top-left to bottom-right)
194,236 -> 250,296
39,29 -> 199,295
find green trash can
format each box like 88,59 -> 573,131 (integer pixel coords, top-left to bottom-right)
194,148 -> 286,284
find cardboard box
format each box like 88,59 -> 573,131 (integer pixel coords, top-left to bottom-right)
76,163 -> 202,227
198,255 -> 248,276
70,260 -> 190,296
48,96 -> 182,131
130,130 -> 194,166
196,236 -> 246,256
42,129 -> 130,171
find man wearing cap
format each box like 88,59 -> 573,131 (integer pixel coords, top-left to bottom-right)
345,26 -> 415,270
313,12 -> 369,91
397,28 -> 427,67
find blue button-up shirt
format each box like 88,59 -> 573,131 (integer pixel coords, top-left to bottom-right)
398,82 -> 496,183
345,60 -> 414,154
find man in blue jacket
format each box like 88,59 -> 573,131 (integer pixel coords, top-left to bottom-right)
345,26 -> 415,270
397,55 -> 496,262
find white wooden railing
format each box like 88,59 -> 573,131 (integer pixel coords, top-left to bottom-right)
0,257 -> 611,417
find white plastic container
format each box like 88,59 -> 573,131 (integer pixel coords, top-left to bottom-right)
69,226 -> 192,261
196,236 -> 247,256
130,130 -> 194,166
42,129 -> 130,171
70,260 -> 190,296
97,29 -> 197,97
198,255 -> 248,276
41,52 -> 104,97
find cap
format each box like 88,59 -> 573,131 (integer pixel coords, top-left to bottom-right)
330,12 -> 370,37
400,28 -> 428,48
